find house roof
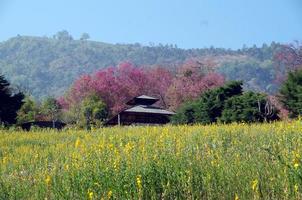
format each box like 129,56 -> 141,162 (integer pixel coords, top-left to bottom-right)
105,94 -> 175,125
126,95 -> 159,105
136,95 -> 159,100
124,105 -> 175,115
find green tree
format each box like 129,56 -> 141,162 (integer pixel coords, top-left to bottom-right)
80,33 -> 90,41
54,30 -> 73,41
41,97 -> 62,128
0,75 -> 24,125
17,96 -> 39,124
194,81 -> 243,124
171,101 -> 197,124
80,94 -> 108,130
279,69 -> 302,118
220,92 -> 279,123
172,81 -> 243,124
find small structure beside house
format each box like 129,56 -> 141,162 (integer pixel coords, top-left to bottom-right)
105,95 -> 175,126
21,121 -> 66,131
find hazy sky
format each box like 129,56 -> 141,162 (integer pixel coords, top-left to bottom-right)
0,0 -> 301,49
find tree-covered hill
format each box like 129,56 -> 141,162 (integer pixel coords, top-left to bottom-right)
0,31 -> 284,100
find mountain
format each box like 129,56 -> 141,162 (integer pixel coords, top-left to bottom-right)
0,31 -> 284,100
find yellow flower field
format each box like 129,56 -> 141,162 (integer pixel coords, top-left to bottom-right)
0,121 -> 302,199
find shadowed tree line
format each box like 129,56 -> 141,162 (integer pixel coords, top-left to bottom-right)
0,75 -> 24,125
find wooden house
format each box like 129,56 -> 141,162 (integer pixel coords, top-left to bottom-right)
105,95 -> 175,126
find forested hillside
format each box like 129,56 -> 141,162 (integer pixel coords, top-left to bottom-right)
0,31 -> 285,99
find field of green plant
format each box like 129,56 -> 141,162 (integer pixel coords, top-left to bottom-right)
1,121 -> 302,199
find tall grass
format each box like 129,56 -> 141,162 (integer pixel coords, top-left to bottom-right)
0,121 -> 302,199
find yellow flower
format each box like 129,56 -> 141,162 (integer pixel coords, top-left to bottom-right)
293,152 -> 300,169
2,156 -> 7,164
252,179 -> 258,192
45,175 -> 51,186
234,193 -> 239,200
107,190 -> 113,199
113,160 -> 118,171
136,175 -> 142,190
88,190 -> 93,200
75,138 -> 80,148
295,184 -> 299,193
109,143 -> 114,148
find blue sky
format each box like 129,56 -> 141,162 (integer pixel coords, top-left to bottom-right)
0,0 -> 301,49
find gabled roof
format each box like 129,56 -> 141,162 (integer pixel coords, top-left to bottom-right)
126,95 -> 159,106
136,95 -> 159,100
124,105 -> 175,115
